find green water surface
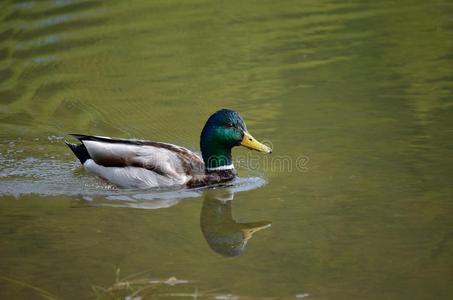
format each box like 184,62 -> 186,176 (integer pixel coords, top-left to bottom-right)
1,0 -> 453,299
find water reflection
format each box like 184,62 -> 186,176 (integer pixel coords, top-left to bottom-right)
71,182 -> 271,257
201,188 -> 271,257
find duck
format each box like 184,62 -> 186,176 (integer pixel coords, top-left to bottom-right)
65,109 -> 272,189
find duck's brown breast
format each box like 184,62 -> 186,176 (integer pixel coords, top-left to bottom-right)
186,169 -> 236,188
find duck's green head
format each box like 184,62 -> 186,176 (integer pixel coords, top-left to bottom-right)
200,109 -> 271,170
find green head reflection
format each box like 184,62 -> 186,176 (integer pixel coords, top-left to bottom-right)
200,188 -> 271,257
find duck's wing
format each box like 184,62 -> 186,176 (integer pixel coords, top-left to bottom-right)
69,134 -> 205,177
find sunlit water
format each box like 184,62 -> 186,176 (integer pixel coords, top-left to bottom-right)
1,0 -> 453,299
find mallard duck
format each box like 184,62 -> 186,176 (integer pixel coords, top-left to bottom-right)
65,109 -> 271,189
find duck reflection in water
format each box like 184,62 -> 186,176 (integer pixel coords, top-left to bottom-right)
73,181 -> 271,257
201,188 -> 271,257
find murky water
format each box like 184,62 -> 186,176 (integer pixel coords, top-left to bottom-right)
1,0 -> 453,299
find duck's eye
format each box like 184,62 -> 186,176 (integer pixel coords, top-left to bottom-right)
225,123 -> 234,128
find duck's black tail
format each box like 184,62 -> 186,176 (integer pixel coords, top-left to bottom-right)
65,141 -> 90,164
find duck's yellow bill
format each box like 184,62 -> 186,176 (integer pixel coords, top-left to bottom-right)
240,131 -> 272,154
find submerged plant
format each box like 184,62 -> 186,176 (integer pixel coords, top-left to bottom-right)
91,268 -> 202,300
91,269 -> 303,300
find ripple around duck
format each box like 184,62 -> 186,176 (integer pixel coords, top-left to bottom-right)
0,153 -> 267,208
0,133 -> 267,202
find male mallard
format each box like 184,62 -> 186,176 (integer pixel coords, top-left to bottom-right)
65,109 -> 271,189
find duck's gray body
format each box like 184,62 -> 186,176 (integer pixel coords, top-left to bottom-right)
66,134 -> 214,189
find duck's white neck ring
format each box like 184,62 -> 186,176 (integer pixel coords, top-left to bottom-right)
206,164 -> 235,172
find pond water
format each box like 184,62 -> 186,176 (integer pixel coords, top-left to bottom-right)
1,0 -> 453,299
